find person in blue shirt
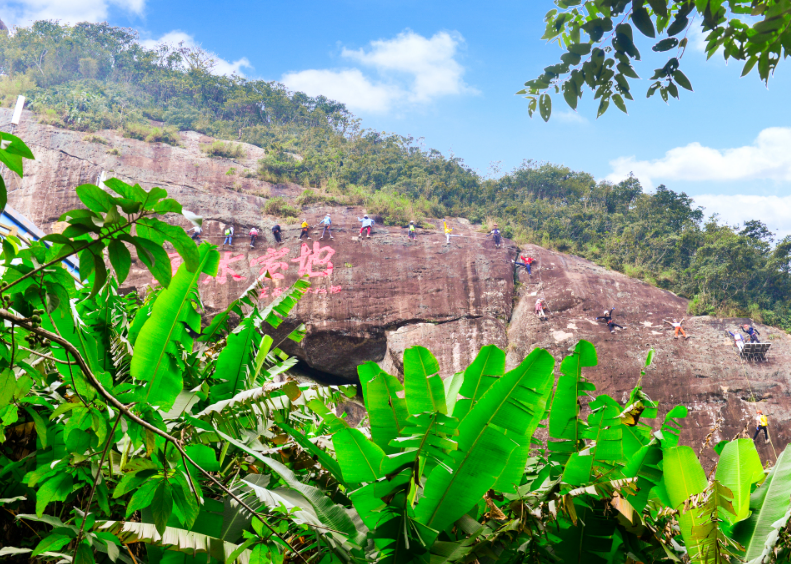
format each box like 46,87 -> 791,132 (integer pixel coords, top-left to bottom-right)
319,214 -> 334,240
742,324 -> 761,343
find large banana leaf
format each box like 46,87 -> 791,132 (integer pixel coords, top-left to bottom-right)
213,316 -> 258,400
130,244 -> 219,410
363,366 -> 409,455
563,395 -> 626,486
553,504 -> 620,564
622,441 -> 663,512
685,482 -> 741,564
732,445 -> 791,563
716,439 -> 764,523
663,446 -> 708,509
403,346 -> 446,415
214,430 -> 364,546
453,344 -> 505,420
662,445 -> 721,564
414,347 -> 554,536
98,520 -> 252,563
548,340 -> 597,463
333,427 -> 386,484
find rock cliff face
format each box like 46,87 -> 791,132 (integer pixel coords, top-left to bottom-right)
4,108 -> 790,465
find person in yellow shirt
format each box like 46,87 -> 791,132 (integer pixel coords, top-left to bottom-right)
444,221 -> 453,245
753,409 -> 769,442
299,219 -> 311,240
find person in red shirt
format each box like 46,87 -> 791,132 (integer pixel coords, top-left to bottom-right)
513,255 -> 535,274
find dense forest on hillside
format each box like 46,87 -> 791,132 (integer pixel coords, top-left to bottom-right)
1,21 -> 790,328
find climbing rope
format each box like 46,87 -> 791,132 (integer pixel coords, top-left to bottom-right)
728,329 -> 778,462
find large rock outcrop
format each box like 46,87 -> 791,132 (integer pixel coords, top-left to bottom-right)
4,108 -> 790,465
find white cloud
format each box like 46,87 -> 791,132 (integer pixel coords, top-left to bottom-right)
554,110 -> 588,125
1,0 -> 143,26
140,31 -> 252,77
281,30 -> 474,114
606,127 -> 791,189
694,194 -> 791,240
280,69 -> 398,113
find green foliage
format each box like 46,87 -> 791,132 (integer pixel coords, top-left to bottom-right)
202,140 -> 246,159
522,1 -> 791,120
262,196 -> 299,219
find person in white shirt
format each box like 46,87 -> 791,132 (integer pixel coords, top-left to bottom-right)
663,318 -> 688,339
358,215 -> 374,238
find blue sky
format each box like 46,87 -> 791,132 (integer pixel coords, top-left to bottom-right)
3,0 -> 791,235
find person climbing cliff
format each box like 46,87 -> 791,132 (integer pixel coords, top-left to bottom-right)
271,224 -> 282,244
753,409 -> 769,442
513,255 -> 535,274
319,214 -> 334,240
535,298 -> 548,320
742,324 -> 761,343
359,215 -> 374,238
488,225 -> 502,248
596,308 -> 615,323
403,220 -> 417,241
300,219 -> 311,240
223,225 -> 234,246
188,225 -> 202,245
607,319 -> 625,334
664,318 -> 689,339
728,330 -> 746,352
444,221 -> 453,245
249,227 -> 259,248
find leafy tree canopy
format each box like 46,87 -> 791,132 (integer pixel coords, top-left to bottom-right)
520,0 -> 791,119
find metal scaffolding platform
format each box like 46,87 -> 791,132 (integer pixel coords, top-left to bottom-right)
740,342 -> 771,362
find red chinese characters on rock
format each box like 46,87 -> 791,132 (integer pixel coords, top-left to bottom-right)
291,242 -> 335,278
153,252 -> 183,285
249,247 -> 290,279
204,252 -> 246,285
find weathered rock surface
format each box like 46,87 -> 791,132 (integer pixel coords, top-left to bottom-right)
509,245 -> 791,467
4,108 -> 791,465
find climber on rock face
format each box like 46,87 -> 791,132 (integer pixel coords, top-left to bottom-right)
249,227 -> 259,248
403,220 -> 417,241
300,219 -> 312,240
596,307 -> 615,323
223,225 -> 234,246
271,224 -> 282,244
753,409 -> 769,442
535,298 -> 548,320
728,330 -> 746,352
444,221 -> 453,245
488,224 -> 502,248
664,318 -> 689,339
187,225 -> 202,245
358,215 -> 374,238
319,214 -> 333,240
513,254 -> 535,274
607,319 -> 625,333
742,324 -> 761,343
